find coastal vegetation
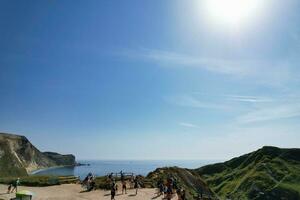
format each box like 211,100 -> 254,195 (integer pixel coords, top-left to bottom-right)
195,146 -> 300,200
0,175 -> 79,187
145,167 -> 217,199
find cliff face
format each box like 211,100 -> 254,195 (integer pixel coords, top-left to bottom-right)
0,133 -> 76,177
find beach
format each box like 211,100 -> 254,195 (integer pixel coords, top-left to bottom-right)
0,184 -> 170,200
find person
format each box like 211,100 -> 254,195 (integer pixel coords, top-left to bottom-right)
120,170 -> 125,182
181,189 -> 186,200
158,181 -> 164,196
83,173 -> 92,187
176,188 -> 181,200
108,172 -> 113,181
7,183 -> 12,194
166,185 -> 173,200
87,178 -> 95,191
110,183 -> 116,200
11,178 -> 20,193
130,176 -> 134,189
134,176 -> 139,195
122,180 -> 127,194
173,177 -> 178,190
198,188 -> 203,199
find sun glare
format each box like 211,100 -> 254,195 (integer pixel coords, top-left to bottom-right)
203,0 -> 263,28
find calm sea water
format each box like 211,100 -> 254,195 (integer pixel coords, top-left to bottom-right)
32,160 -> 217,179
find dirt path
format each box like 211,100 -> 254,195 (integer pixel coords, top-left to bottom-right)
0,184 -> 174,200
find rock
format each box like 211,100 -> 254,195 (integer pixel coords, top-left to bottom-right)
0,132 -> 76,177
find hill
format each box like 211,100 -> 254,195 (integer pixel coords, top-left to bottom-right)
43,152 -> 75,166
0,132 -> 76,177
195,146 -> 300,200
145,167 -> 217,199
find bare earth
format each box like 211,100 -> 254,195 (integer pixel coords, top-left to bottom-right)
0,184 -> 175,200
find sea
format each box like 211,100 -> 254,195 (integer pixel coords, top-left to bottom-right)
31,160 -> 217,179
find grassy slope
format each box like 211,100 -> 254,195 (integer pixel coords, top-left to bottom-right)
195,146 -> 300,200
145,167 -> 217,199
0,175 -> 79,187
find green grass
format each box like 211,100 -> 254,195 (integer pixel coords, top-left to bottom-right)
195,146 -> 300,200
0,175 -> 79,187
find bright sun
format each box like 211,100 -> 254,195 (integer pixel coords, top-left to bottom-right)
203,0 -> 263,27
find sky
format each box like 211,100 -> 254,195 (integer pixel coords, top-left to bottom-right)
0,0 -> 300,160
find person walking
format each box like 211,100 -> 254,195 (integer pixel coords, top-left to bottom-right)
111,182 -> 116,200
7,183 -> 12,194
134,177 -> 139,195
11,178 -> 20,193
122,180 -> 127,194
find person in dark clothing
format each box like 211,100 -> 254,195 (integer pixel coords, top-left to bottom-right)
181,189 -> 186,200
122,180 -> 127,194
120,171 -> 125,182
110,182 -> 116,200
11,178 -> 20,193
88,180 -> 95,191
159,182 -> 164,196
7,184 -> 12,194
108,172 -> 114,182
134,177 -> 139,195
111,185 -> 116,200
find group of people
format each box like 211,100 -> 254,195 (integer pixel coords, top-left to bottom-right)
82,173 -> 96,191
157,176 -> 186,200
4,172 -> 189,200
7,178 -> 20,194
108,171 -> 140,200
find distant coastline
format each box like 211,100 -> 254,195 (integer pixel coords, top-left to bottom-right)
30,162 -> 90,175
30,165 -> 76,175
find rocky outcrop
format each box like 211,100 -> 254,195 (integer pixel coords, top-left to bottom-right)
0,133 -> 76,177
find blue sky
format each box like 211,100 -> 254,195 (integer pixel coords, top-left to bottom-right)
1,0 -> 300,160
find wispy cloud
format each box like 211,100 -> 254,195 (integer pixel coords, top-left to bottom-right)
119,48 -> 293,85
165,93 -> 272,111
164,94 -> 228,110
179,122 -> 199,128
237,103 -> 300,124
166,92 -> 300,124
121,48 -> 254,76
224,95 -> 273,103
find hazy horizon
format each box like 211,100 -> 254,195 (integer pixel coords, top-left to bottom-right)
1,0 -> 300,160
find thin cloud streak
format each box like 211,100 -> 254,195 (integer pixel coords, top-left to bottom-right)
121,48 -> 253,76
237,103 -> 300,123
166,93 -> 300,124
164,94 -> 228,110
165,93 -> 273,111
119,48 -> 293,85
179,122 -> 199,128
225,95 -> 274,103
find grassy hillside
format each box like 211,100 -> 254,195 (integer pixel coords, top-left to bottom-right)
145,167 -> 217,199
195,146 -> 300,200
0,175 -> 79,186
43,152 -> 76,166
